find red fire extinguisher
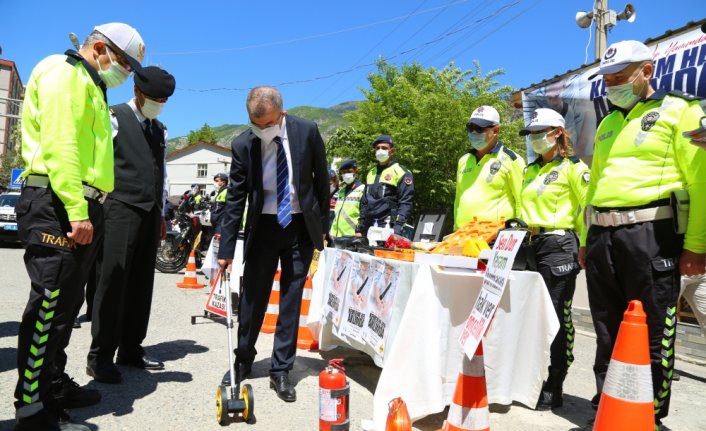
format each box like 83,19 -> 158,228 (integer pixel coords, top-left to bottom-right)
319,358 -> 349,431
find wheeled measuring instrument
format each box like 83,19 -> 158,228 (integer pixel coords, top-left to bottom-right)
215,270 -> 255,425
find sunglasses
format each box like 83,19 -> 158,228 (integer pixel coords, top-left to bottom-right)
466,124 -> 491,134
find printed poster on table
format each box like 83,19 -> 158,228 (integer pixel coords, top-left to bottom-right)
323,249 -> 352,327
459,230 -> 526,359
338,256 -> 373,343
362,260 -> 400,357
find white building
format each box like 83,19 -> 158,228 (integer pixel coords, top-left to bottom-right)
166,141 -> 231,198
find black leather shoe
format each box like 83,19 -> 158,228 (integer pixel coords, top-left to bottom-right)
536,389 -> 563,410
270,374 -> 296,402
86,362 -> 122,384
116,355 -> 165,370
590,393 -> 600,410
14,409 -> 90,431
52,372 -> 101,409
72,318 -> 81,329
222,362 -> 252,386
58,410 -> 90,431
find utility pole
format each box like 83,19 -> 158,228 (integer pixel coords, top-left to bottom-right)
594,0 -> 608,61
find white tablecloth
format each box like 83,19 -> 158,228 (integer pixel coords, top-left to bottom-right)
307,250 -> 559,431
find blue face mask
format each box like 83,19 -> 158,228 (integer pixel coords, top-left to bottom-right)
468,132 -> 487,150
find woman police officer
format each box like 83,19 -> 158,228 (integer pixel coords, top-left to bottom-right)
519,108 -> 590,410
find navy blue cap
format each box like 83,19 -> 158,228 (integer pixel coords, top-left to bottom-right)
328,169 -> 337,179
372,134 -> 394,147
339,158 -> 357,171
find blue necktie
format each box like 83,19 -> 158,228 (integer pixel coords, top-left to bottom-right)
274,136 -> 292,228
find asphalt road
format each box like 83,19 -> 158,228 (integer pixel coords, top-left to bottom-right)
1,244 -> 705,431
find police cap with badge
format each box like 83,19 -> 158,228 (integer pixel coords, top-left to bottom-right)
587,40 -> 652,80
466,105 -> 500,131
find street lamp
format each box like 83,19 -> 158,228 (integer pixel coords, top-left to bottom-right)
576,1 -> 636,61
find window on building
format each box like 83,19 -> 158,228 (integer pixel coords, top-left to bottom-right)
197,164 -> 208,178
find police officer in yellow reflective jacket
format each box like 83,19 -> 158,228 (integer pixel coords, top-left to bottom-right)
520,108 -> 590,410
454,105 -> 525,230
14,23 -> 146,431
581,40 -> 706,428
211,173 -> 229,233
356,135 -> 414,236
330,158 -> 364,238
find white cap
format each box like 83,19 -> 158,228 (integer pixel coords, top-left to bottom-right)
467,105 -> 500,128
519,108 -> 565,136
588,40 -> 652,79
94,22 -> 146,77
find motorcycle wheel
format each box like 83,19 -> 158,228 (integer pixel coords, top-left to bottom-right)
155,235 -> 189,273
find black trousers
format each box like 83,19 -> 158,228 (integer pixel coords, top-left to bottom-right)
530,232 -> 580,376
88,198 -> 160,365
237,215 -> 314,376
14,186 -> 104,418
586,219 -> 681,421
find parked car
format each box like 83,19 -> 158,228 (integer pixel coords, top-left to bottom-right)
0,191 -> 20,242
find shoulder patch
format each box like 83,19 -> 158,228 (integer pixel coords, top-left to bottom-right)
501,146 -> 518,161
668,90 -> 701,101
403,174 -> 413,185
581,172 -> 590,184
568,155 -> 581,164
641,112 -> 660,131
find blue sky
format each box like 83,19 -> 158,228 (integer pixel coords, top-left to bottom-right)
1,1 -> 703,138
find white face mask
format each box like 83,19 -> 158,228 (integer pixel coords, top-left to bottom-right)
375,149 -> 390,163
529,129 -> 558,155
141,98 -> 165,120
251,124 -> 281,143
342,173 -> 355,184
606,69 -> 643,109
468,131 -> 487,150
96,48 -> 131,88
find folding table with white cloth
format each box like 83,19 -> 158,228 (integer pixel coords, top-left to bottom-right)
308,249 -> 559,431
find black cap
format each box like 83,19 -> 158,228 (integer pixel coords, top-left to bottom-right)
372,134 -> 394,147
328,169 -> 338,179
339,158 -> 357,171
213,173 -> 228,181
135,66 -> 176,99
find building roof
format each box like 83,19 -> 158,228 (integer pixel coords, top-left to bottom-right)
167,141 -> 231,161
515,18 -> 706,94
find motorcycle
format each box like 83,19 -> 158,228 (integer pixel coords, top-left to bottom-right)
155,208 -> 214,273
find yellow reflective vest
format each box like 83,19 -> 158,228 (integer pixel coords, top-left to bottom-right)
522,156 -> 590,232
21,53 -> 113,221
330,181 -> 364,237
582,90 -> 706,253
454,143 -> 525,229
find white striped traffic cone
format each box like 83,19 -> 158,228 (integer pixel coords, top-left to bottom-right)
177,249 -> 204,289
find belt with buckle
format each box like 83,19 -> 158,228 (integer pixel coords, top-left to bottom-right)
590,205 -> 672,227
529,226 -> 567,236
24,174 -> 108,204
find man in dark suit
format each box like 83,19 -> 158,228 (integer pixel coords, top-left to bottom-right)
218,86 -> 328,402
86,66 -> 175,383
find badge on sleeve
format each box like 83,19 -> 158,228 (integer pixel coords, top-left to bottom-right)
641,112 -> 660,131
404,175 -> 413,185
582,172 -> 590,184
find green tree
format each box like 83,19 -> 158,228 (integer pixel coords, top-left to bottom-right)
0,123 -> 24,188
187,123 -> 218,145
326,60 -> 524,226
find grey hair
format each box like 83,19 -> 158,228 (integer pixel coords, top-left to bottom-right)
246,86 -> 283,118
82,30 -> 118,52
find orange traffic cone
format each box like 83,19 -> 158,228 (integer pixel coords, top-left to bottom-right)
594,300 -> 655,430
386,397 -> 412,431
260,270 -> 280,334
437,342 -> 490,431
177,249 -> 204,289
296,276 -> 319,350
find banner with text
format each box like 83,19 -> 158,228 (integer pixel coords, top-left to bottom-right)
323,250 -> 352,328
460,230 -> 527,359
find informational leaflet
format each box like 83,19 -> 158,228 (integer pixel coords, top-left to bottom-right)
323,250 -> 352,327
362,260 -> 400,358
338,256 -> 373,343
459,230 -> 527,358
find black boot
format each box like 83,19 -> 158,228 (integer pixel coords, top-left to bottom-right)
536,369 -> 567,410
